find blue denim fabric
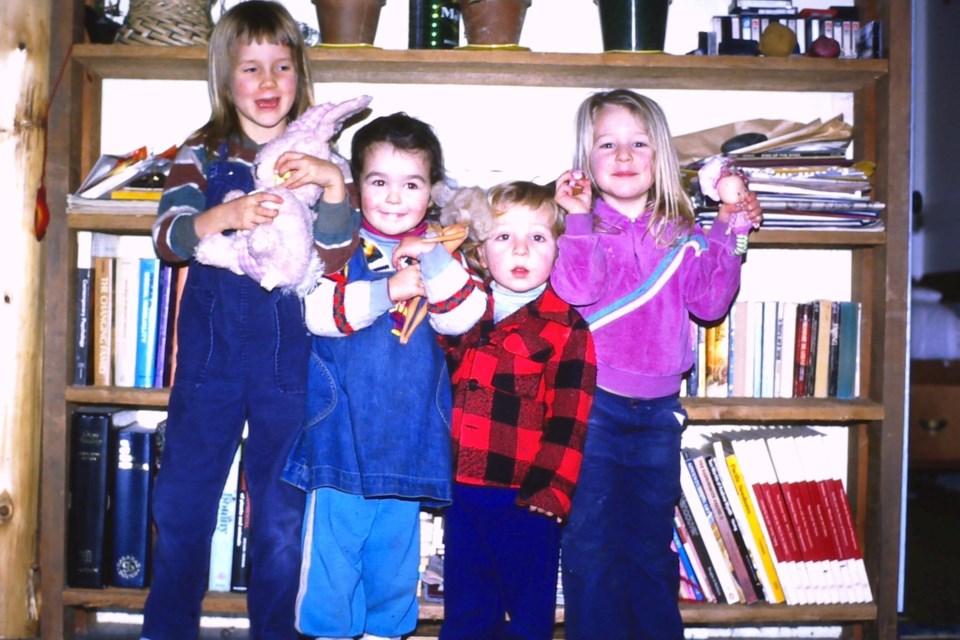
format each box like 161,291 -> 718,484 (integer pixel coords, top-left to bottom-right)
440,484 -> 560,640
142,263 -> 309,640
296,488 -> 420,637
282,245 -> 453,506
561,390 -> 686,640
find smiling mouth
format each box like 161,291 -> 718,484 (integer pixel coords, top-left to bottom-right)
257,98 -> 279,109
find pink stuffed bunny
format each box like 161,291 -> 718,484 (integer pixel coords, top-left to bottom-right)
194,94 -> 372,295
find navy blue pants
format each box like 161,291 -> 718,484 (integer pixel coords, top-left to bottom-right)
440,484 -> 560,640
141,264 -> 309,640
561,390 -> 686,640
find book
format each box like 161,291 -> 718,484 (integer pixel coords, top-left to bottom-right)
208,442 -> 242,592
705,317 -> 730,398
714,440 -> 786,603
73,231 -> 94,386
777,302 -> 798,398
826,300 -> 842,397
77,147 -> 174,200
729,436 -> 812,604
109,187 -> 164,201
113,257 -> 141,388
676,493 -> 723,603
75,147 -> 148,196
108,412 -> 165,588
701,453 -> 762,602
152,264 -> 176,388
793,302 -> 814,397
765,436 -> 835,603
134,258 -> 161,388
674,526 -> 701,601
760,301 -> 778,398
92,256 -> 114,386
730,301 -> 749,397
231,462 -> 252,592
836,301 -> 861,399
67,406 -> 127,588
812,300 -> 834,398
680,450 -> 742,603
674,507 -> 711,602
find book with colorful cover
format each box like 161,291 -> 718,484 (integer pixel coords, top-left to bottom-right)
836,301 -> 861,399
674,506 -> 713,602
134,258 -> 161,389
676,493 -> 723,603
793,302 -> 814,397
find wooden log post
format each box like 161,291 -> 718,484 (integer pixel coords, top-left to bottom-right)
0,0 -> 51,637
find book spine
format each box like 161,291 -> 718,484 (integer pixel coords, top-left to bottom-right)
674,506 -> 710,601
74,231 -> 94,386
777,302 -> 798,398
92,257 -> 114,386
706,453 -> 765,602
836,301 -> 860,399
676,493 -> 722,602
793,302 -> 812,397
208,444 -> 242,592
760,301 -> 778,398
109,427 -> 154,588
113,257 -> 141,388
681,451 -> 742,603
134,258 -> 161,389
231,464 -> 252,592
724,449 -> 786,603
152,264 -> 174,388
826,301 -> 841,396
67,409 -> 113,588
673,525 -> 703,601
813,300 -> 833,398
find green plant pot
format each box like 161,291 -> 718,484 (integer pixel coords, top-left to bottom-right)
596,0 -> 669,52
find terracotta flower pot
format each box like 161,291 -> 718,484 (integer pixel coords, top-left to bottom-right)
459,0 -> 532,46
313,0 -> 386,45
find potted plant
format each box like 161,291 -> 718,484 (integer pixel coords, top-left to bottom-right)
313,0 -> 387,46
459,0 -> 531,47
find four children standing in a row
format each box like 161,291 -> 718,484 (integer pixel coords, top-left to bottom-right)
143,2 -> 762,639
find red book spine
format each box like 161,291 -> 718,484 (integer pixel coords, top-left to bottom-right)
793,303 -> 813,397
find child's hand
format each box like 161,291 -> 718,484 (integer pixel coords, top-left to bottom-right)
274,152 -> 346,203
199,192 -> 282,236
528,505 -> 563,525
387,264 -> 425,303
392,236 -> 436,270
554,169 -> 592,214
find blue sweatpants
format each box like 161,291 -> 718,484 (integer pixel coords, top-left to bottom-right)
561,390 -> 687,640
440,484 -> 561,640
142,265 -> 309,640
296,488 -> 421,638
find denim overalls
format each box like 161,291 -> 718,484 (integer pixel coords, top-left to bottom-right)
142,144 -> 310,640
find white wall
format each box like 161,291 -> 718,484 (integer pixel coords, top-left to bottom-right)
100,0 -> 855,300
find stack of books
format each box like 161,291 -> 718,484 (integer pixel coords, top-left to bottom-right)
67,145 -> 175,212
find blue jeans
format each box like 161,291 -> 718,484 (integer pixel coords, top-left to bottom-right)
440,484 -> 560,640
142,264 -> 309,640
561,390 -> 686,640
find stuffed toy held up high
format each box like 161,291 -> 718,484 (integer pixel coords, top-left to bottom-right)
194,94 -> 373,296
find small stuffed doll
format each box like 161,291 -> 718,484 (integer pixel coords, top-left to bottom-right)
698,155 -> 753,256
194,94 -> 373,296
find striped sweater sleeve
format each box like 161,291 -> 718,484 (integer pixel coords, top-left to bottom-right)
152,139 -> 207,263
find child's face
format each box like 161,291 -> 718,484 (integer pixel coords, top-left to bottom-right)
358,142 -> 433,236
478,203 -> 559,294
231,40 -> 298,145
589,104 -> 655,214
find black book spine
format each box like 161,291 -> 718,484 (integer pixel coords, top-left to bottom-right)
67,409 -> 113,588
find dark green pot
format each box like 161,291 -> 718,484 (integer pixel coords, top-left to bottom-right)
596,0 -> 670,52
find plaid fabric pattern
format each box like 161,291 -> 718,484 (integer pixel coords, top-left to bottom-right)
441,285 -> 597,519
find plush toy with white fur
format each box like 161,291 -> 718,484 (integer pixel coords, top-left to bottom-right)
194,94 -> 372,295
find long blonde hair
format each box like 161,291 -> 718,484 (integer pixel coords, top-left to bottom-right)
200,0 -> 313,152
572,89 -> 695,242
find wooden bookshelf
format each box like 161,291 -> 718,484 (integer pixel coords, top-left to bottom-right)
41,1 -> 911,637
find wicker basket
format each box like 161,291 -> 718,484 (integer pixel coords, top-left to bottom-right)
115,0 -> 213,46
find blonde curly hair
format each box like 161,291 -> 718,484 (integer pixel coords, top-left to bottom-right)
435,181 -> 565,277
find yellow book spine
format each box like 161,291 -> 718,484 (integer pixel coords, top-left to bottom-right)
726,452 -> 786,603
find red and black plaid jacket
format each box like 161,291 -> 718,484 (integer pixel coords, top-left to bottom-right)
440,285 -> 597,519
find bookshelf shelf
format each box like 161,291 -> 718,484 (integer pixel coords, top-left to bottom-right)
41,3 -> 910,638
73,44 -> 888,92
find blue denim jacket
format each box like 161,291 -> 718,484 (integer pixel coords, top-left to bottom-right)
282,245 -> 453,507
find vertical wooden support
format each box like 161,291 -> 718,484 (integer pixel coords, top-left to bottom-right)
0,0 -> 52,637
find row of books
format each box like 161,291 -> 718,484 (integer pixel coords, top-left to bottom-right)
675,428 -> 872,605
686,300 -> 861,400
73,232 -> 187,389
67,407 -> 166,589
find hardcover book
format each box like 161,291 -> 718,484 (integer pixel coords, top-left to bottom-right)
92,256 -> 114,387
134,258 -> 161,388
74,231 -> 94,386
231,463 -> 252,592
208,443 -> 242,592
676,494 -> 723,603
